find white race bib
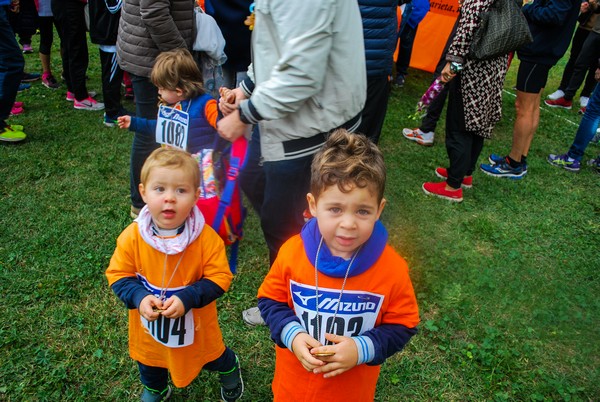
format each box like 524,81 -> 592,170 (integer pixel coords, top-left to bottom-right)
156,105 -> 189,150
290,280 -> 384,344
141,311 -> 194,348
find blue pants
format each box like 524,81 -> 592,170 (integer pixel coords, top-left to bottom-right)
0,5 -> 25,129
129,73 -> 160,209
567,83 -> 600,161
137,347 -> 236,391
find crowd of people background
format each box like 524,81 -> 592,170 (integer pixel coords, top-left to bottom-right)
1,0 -> 600,400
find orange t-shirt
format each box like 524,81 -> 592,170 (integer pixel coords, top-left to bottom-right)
106,223 -> 232,387
258,234 -> 420,401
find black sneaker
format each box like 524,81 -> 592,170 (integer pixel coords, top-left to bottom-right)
219,355 -> 244,402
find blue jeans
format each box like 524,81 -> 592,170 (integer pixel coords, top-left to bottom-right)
129,73 -> 160,209
239,127 -> 312,264
0,6 -> 25,128
568,83 -> 600,161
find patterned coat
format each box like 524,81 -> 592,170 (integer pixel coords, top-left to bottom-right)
446,0 -> 509,138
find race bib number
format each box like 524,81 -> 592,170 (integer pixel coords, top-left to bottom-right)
156,105 -> 189,150
136,273 -> 195,348
290,280 -> 384,344
141,311 -> 194,348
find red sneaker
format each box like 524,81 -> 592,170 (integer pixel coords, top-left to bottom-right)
422,181 -> 463,202
434,167 -> 472,188
578,106 -> 586,115
10,105 -> 24,116
544,97 -> 572,110
13,101 -> 23,108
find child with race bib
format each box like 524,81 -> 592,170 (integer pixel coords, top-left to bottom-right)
105,148 -> 243,402
117,48 -> 221,154
257,130 -> 420,401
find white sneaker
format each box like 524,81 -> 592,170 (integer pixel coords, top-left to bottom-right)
74,96 -> 105,111
402,128 -> 434,146
242,306 -> 265,326
547,89 -> 565,100
580,96 -> 589,108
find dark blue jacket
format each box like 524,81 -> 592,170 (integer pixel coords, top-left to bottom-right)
129,94 -> 218,153
358,0 -> 399,77
517,0 -> 580,65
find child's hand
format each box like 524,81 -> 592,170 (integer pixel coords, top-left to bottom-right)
218,87 -> 246,116
117,115 -> 131,129
138,295 -> 163,321
310,333 -> 358,378
291,332 -> 326,372
160,296 -> 185,319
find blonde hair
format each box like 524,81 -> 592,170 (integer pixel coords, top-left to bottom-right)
151,48 -> 204,100
141,148 -> 200,189
310,129 -> 386,202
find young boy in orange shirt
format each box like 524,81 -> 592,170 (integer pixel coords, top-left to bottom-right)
105,148 -> 243,401
257,129 -> 420,401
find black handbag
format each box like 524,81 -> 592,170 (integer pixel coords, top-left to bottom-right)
469,0 -> 533,61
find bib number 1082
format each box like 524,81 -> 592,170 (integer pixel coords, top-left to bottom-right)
159,120 -> 185,149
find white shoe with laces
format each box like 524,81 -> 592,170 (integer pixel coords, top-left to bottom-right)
547,89 -> 565,100
580,96 -> 589,108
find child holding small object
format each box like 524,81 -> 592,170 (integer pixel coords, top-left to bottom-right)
105,148 -> 243,401
257,130 -> 420,401
117,48 -> 224,153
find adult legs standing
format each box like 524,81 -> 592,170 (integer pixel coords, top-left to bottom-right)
128,74 -> 160,214
51,0 -> 89,101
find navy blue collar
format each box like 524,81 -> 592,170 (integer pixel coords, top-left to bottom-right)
300,218 -> 388,278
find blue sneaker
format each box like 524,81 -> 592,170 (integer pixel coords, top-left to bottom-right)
488,154 -> 528,174
480,159 -> 526,179
17,83 -> 31,92
547,153 -> 580,172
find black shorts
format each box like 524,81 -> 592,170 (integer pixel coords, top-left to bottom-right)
516,61 -> 552,93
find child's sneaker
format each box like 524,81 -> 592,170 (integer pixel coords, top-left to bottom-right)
402,128 -> 434,146
22,44 -> 33,54
66,90 -> 97,101
546,89 -> 564,100
580,96 -> 589,108
242,306 -> 265,326
435,167 -> 472,188
10,105 -> 24,116
74,96 -> 105,111
0,125 -> 27,142
21,72 -> 40,82
544,97 -> 572,109
18,83 -> 31,92
13,101 -> 23,108
219,355 -> 244,402
42,72 -> 60,89
547,153 -> 580,172
578,106 -> 586,115
422,181 -> 463,202
140,385 -> 172,402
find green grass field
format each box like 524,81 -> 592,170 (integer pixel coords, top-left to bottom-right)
1,37 -> 599,401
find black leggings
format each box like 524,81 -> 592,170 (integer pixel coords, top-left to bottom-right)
38,16 -> 58,55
